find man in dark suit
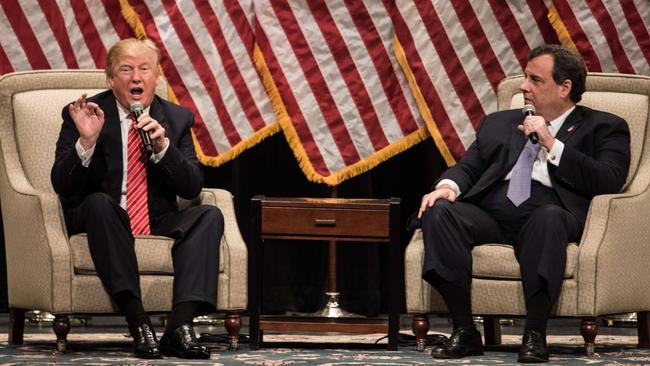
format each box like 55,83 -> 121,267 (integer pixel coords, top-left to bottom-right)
417,45 -> 630,363
51,38 -> 222,360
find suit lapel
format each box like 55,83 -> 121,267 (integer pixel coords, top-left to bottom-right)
98,93 -> 124,201
149,96 -> 168,131
101,95 -> 121,165
555,106 -> 583,143
507,121 -> 528,168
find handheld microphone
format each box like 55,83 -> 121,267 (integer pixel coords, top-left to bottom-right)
522,104 -> 538,144
129,102 -> 153,154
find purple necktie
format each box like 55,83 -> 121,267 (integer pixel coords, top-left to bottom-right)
507,140 -> 540,206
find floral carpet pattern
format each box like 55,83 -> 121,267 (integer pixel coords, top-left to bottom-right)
1,332 -> 649,365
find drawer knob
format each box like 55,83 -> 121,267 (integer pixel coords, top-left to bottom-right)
314,218 -> 336,227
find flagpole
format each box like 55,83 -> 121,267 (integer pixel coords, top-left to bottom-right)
313,186 -> 359,318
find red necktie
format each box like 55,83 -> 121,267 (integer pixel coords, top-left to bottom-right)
126,116 -> 151,236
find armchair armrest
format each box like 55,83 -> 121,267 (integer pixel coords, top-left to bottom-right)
576,189 -> 650,315
0,180 -> 73,312
197,188 -> 248,310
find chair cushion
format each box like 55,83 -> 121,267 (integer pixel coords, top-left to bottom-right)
472,243 -> 579,280
70,234 -> 225,275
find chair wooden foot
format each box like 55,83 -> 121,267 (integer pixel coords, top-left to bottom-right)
412,314 -> 429,352
483,316 -> 502,345
224,312 -> 242,350
8,307 -> 25,346
580,317 -> 598,357
53,314 -> 70,352
637,311 -> 650,348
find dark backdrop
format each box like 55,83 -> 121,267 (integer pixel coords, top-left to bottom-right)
204,133 -> 447,316
0,134 -> 447,315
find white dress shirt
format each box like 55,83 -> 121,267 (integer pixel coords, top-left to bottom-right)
75,101 -> 169,209
437,106 -> 575,197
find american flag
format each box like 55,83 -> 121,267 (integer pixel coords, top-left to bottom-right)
394,0 -> 649,164
253,0 -> 425,184
1,1 -> 648,184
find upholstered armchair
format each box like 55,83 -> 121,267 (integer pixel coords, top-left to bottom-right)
0,70 -> 247,351
405,73 -> 650,355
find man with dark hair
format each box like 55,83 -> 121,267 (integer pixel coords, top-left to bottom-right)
417,44 -> 630,363
51,38 -> 222,360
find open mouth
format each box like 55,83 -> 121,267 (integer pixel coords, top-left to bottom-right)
130,87 -> 144,98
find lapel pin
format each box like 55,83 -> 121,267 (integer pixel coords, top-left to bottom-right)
567,125 -> 575,132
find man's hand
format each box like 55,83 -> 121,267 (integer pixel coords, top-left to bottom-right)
417,184 -> 457,219
518,115 -> 555,150
133,112 -> 169,153
69,93 -> 104,150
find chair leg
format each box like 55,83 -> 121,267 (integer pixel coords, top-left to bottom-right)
411,314 -> 429,352
580,317 -> 598,357
224,312 -> 242,350
8,307 -> 25,346
483,316 -> 502,345
637,311 -> 650,348
53,314 -> 70,352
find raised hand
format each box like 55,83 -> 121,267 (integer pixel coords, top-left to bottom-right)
68,93 -> 105,150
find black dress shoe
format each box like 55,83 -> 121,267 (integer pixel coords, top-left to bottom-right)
431,327 -> 483,359
518,330 -> 549,363
133,323 -> 161,359
160,323 -> 210,359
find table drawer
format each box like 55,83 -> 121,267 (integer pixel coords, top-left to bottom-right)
261,206 -> 389,238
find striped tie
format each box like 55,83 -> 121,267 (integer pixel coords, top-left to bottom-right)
126,116 -> 151,236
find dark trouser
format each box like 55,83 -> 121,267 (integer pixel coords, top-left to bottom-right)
65,192 -> 223,315
421,181 -> 582,311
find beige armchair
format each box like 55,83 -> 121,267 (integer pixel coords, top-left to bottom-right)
405,72 -> 650,355
0,70 -> 247,351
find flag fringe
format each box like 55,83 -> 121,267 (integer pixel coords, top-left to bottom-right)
253,43 -> 428,186
320,128 -> 429,186
251,43 -> 325,183
191,123 -> 281,167
393,35 -> 456,167
547,4 -> 579,53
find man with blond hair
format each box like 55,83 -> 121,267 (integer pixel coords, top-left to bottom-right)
51,38 -> 221,359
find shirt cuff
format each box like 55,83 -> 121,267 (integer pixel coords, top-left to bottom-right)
150,138 -> 169,163
436,179 -> 461,197
75,139 -> 95,167
547,139 -> 564,166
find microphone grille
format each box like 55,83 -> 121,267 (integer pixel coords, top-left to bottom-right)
129,102 -> 143,113
523,104 -> 535,115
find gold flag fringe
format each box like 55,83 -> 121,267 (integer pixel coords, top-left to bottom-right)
547,4 -> 579,53
252,42 -> 429,186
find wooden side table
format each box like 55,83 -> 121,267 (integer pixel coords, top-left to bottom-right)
249,196 -> 401,350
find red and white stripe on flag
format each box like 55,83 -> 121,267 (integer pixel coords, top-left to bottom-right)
253,0 -> 426,185
549,0 -> 650,75
120,0 -> 278,166
0,0 -> 132,73
393,0 -> 561,164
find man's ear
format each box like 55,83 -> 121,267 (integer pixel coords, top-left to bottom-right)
106,75 -> 115,90
560,79 -> 572,99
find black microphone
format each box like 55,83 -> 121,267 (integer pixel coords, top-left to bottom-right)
522,104 -> 538,144
129,102 -> 153,153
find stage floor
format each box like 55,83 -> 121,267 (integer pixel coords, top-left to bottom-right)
0,313 -> 643,365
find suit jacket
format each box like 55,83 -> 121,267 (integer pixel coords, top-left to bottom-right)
440,106 -> 631,225
51,90 -> 203,220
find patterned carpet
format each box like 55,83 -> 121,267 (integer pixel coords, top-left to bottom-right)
1,331 -> 648,365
